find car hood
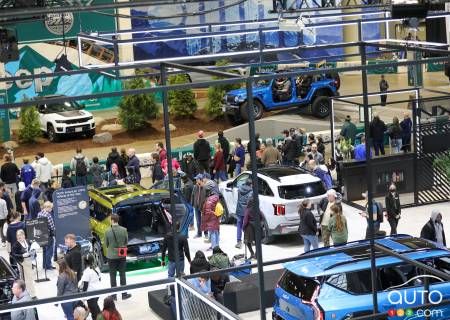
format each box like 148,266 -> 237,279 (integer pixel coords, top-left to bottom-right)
226,86 -> 267,97
53,110 -> 91,119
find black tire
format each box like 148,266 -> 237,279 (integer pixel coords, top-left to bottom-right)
225,112 -> 244,126
311,96 -> 331,118
240,100 -> 264,121
219,198 -> 231,224
93,240 -> 108,272
47,125 -> 59,143
86,128 -> 96,138
261,221 -> 275,245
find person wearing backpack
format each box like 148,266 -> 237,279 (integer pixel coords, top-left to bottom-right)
70,149 -> 89,187
79,255 -> 101,320
201,182 -> 220,251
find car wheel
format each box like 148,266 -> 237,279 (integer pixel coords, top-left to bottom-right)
261,221 -> 275,244
93,240 -> 108,272
86,128 -> 96,138
47,125 -> 60,143
219,198 -> 231,224
225,112 -> 244,126
311,96 -> 331,118
240,100 -> 264,121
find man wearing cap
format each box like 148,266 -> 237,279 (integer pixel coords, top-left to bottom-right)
191,174 -> 207,239
193,131 -> 211,174
181,153 -> 199,181
319,189 -> 341,247
340,115 -> 357,145
421,209 -> 446,246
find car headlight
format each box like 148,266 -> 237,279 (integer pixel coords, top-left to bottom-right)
88,116 -> 93,120
234,96 -> 240,103
55,120 -> 65,124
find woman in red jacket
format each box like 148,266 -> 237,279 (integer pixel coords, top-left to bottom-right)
201,182 -> 220,251
213,143 -> 227,182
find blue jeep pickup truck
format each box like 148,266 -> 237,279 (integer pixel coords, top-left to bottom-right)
222,69 -> 340,124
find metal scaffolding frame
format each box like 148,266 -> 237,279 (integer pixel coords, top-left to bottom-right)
1,7 -> 450,318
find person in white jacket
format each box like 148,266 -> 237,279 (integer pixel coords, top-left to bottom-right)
35,152 -> 53,192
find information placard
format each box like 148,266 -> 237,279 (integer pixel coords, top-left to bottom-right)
25,218 -> 49,247
53,186 -> 91,248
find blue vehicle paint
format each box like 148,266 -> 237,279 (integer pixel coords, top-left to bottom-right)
273,235 -> 450,320
222,69 -> 340,123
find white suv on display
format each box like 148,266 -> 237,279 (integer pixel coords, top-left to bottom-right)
218,166 -> 327,244
35,95 -> 96,142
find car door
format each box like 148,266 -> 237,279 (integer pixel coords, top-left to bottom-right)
224,173 -> 250,215
257,177 -> 274,222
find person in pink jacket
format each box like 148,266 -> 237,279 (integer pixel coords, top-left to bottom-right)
201,181 -> 220,251
161,158 -> 181,176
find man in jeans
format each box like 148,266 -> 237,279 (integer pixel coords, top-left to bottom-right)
191,174 -> 207,239
161,222 -> 191,277
105,214 -> 131,300
235,179 -> 253,249
70,148 -> 89,187
38,201 -> 55,270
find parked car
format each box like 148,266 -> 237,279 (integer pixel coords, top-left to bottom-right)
34,94 -> 96,142
222,69 -> 340,124
89,185 -> 192,271
273,235 -> 450,320
218,166 -> 327,244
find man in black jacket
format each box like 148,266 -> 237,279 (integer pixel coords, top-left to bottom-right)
421,209 -> 446,246
0,154 -> 20,209
193,131 -> 211,174
64,234 -> 82,281
385,184 -> 401,235
282,136 -> 297,166
217,131 -> 230,165
369,114 -> 387,156
161,222 -> 191,277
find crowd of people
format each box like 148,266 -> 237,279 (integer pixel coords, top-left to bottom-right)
0,119 -> 445,320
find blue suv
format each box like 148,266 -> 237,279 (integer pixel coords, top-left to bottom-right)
273,235 -> 450,320
222,69 -> 340,124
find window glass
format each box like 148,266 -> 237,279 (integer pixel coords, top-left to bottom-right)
326,269 -> 373,294
93,202 -> 111,221
278,181 -> 326,199
258,178 -> 274,197
234,174 -> 250,188
279,271 -> 319,301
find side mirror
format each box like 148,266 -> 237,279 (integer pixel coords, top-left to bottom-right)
226,181 -> 233,188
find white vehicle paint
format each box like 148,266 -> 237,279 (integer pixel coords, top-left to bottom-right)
218,166 -> 328,244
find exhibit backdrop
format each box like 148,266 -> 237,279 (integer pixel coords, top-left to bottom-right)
4,46 -> 122,110
53,186 -> 91,249
130,0 -> 381,62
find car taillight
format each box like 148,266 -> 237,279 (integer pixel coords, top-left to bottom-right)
273,204 -> 285,216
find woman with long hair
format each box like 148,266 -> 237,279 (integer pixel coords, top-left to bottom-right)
213,143 -> 227,182
328,204 -> 348,245
298,199 -> 319,252
97,296 -> 122,320
79,254 -> 101,320
56,259 -> 79,320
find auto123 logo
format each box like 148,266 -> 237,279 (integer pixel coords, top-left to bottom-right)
386,275 -> 445,319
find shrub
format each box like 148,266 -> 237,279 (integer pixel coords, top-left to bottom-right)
434,153 -> 450,181
168,74 -> 197,118
18,106 -> 41,143
205,60 -> 242,118
118,78 -> 158,130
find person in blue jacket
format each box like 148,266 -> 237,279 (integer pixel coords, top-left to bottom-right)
20,180 -> 40,216
235,178 -> 253,249
309,160 -> 333,190
28,188 -> 41,220
354,135 -> 372,161
20,159 -> 35,187
126,148 -> 141,184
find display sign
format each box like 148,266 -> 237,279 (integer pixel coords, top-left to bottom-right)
11,0 -> 115,43
3,46 -> 122,109
26,218 -> 49,247
407,51 -> 423,87
0,92 -> 10,142
53,186 -> 91,248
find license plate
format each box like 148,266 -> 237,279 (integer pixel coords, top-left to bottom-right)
75,127 -> 83,132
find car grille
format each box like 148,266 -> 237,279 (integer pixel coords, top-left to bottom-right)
64,117 -> 91,124
66,125 -> 91,133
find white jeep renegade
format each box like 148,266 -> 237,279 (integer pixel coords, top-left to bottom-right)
35,95 -> 96,142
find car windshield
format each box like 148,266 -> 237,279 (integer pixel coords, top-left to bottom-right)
279,271 -> 319,301
278,181 -> 326,199
45,101 -> 82,113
